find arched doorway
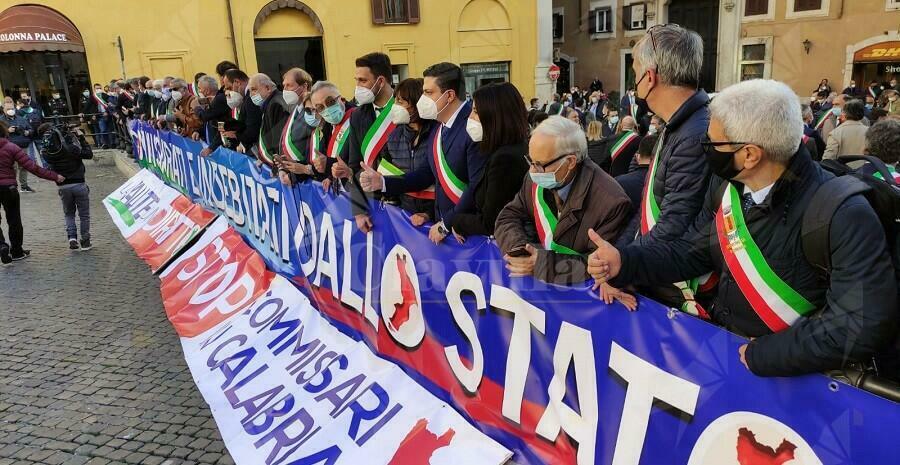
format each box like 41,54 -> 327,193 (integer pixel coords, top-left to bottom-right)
667,0 -> 719,92
253,1 -> 325,85
0,4 -> 90,115
844,32 -> 900,89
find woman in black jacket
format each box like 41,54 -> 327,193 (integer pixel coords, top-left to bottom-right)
448,82 -> 529,238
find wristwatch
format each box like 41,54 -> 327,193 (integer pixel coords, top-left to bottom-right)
437,221 -> 450,236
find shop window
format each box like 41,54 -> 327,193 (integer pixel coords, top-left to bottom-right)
623,3 -> 645,31
739,38 -> 772,81
553,7 -> 564,42
462,62 -> 509,96
371,0 -> 420,24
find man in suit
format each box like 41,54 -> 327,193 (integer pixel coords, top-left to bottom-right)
221,68 -> 262,157
247,73 -> 291,170
195,72 -> 235,156
600,101 -> 619,138
360,62 -> 486,244
823,99 -> 868,160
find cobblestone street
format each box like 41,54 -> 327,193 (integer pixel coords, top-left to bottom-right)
0,161 -> 233,465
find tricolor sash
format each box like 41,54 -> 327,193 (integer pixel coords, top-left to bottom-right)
531,184 -> 580,255
92,91 -> 108,112
258,127 -> 276,165
280,107 -> 305,162
121,90 -> 134,101
188,83 -> 196,96
308,127 -> 323,161
610,131 -> 639,161
869,87 -> 878,99
873,165 -> 900,182
327,111 -> 353,159
231,106 -> 240,121
362,98 -> 397,171
639,132 -> 664,234
814,111 -> 831,130
802,134 -> 810,145
433,125 -> 467,204
716,183 -> 815,332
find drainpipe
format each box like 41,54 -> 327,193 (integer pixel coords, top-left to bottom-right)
225,0 -> 240,67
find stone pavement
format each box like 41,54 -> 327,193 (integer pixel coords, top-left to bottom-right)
0,162 -> 233,465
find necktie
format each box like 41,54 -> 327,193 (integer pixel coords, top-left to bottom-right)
742,192 -> 755,211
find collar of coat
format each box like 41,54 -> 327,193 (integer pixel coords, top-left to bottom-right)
665,89 -> 710,132
727,144 -> 816,211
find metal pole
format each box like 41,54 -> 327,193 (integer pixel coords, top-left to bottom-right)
117,36 -> 126,80
225,0 -> 240,68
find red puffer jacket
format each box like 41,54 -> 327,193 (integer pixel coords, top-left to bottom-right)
0,137 -> 59,187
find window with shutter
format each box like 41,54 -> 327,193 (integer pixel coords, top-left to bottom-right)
383,0 -> 409,23
794,0 -> 822,11
623,4 -> 645,30
371,0 -> 385,24
745,0 -> 768,16
590,7 -> 612,33
406,0 -> 420,24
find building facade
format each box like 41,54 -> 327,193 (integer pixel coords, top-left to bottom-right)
0,0 -> 554,115
550,0 -> 900,98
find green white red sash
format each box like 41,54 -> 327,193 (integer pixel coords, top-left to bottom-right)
814,111 -> 831,130
327,110 -> 353,158
610,131 -> 639,161
308,127 -> 323,161
280,107 -> 304,162
873,165 -> 900,182
121,90 -> 134,101
231,106 -> 240,120
639,133 -> 664,234
716,183 -> 815,332
92,91 -> 108,112
188,83 -> 197,96
869,87 -> 878,99
531,184 -> 579,255
433,125 -> 467,204
258,127 -> 276,165
362,98 -> 397,170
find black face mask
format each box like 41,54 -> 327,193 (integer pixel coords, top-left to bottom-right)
633,71 -> 652,115
704,144 -> 745,180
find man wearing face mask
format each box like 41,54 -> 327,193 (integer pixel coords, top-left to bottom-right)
159,79 -> 202,139
615,24 -> 713,314
885,89 -> 900,116
48,90 -> 67,117
588,79 -> 897,378
600,102 -> 619,138
304,80 -> 356,185
276,92 -> 319,185
493,116 -> 631,286
246,73 -> 290,167
822,99 -> 868,160
18,91 -> 44,181
132,76 -> 152,122
815,94 -> 845,142
220,68 -> 262,155
282,67 -> 313,111
841,80 -> 862,99
195,74 -> 234,156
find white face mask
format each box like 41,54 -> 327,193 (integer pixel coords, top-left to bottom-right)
283,90 -> 299,107
354,77 -> 382,106
170,91 -> 183,103
390,104 -> 410,125
465,118 -> 483,142
416,91 -> 449,120
226,91 -> 243,109
4,109 -> 15,116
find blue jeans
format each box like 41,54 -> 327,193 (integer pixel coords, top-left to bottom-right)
97,117 -> 110,147
58,183 -> 91,240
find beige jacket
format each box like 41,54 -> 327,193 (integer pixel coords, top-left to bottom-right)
823,119 -> 868,160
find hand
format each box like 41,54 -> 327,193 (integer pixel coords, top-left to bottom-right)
355,214 -> 373,233
452,228 -> 466,245
313,156 -> 328,174
598,282 -> 637,311
156,115 -> 167,123
8,127 -> 15,133
587,228 -> 622,288
199,147 -> 212,157
56,175 -> 65,183
222,130 -> 237,139
237,143 -> 246,154
331,158 -> 351,179
282,160 -> 311,176
321,178 -> 333,193
191,132 -> 200,141
428,222 -> 448,244
410,213 -> 429,227
504,244 -> 538,277
359,162 -> 384,192
278,170 -> 293,186
738,344 -> 749,370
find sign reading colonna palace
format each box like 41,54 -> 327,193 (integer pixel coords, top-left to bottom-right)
550,0 -> 900,97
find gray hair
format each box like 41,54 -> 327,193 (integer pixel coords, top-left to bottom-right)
197,75 -> 218,92
709,79 -> 803,164
249,73 -> 276,91
310,80 -> 339,96
866,118 -> 900,164
170,78 -> 189,90
152,79 -> 164,89
533,115 -> 588,162
633,24 -> 703,88
801,103 -> 813,122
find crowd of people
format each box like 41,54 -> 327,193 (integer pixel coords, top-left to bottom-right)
1,23 -> 899,388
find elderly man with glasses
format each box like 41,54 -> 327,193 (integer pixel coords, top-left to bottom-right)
587,79 -> 898,378
494,116 -> 632,291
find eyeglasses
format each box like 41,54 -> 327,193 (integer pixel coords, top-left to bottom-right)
645,23 -> 681,58
525,153 -> 573,173
700,139 -> 750,152
302,107 -> 316,115
313,95 -> 341,112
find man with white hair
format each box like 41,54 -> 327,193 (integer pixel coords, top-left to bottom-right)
494,115 -> 631,286
195,74 -> 232,157
587,79 -> 898,377
620,24 -> 714,314
248,73 -> 290,167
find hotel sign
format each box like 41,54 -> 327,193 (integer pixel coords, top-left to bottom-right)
0,32 -> 69,43
854,41 -> 900,62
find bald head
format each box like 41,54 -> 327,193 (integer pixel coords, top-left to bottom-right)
249,73 -> 276,100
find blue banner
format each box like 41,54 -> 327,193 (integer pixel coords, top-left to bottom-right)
131,121 -> 899,465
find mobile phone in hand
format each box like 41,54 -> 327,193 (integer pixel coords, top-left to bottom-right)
507,245 -> 530,258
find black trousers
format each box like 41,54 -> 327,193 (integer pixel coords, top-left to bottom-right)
0,185 -> 23,254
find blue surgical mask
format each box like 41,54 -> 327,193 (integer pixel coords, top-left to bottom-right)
304,111 -> 320,127
866,103 -> 874,110
609,115 -> 619,126
320,103 -> 345,125
529,158 -> 570,190
832,107 -> 842,117
251,93 -> 265,107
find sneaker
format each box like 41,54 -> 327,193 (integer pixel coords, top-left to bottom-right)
0,246 -> 10,265
18,186 -> 35,193
69,238 -> 80,250
10,250 -> 30,261
79,238 -> 92,251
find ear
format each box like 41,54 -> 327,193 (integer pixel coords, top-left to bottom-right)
742,145 -> 765,170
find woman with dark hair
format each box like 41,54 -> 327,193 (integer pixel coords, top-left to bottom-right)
447,82 -> 529,238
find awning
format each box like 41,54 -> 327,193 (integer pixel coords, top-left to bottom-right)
0,5 -> 84,53
854,41 -> 900,63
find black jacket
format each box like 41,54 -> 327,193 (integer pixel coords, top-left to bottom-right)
616,147 -> 898,376
615,164 -> 648,210
197,88 -> 233,148
625,90 -> 711,247
256,91 -> 291,164
449,142 -> 528,236
347,102 -> 394,216
231,89 -> 263,151
41,131 -> 93,185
